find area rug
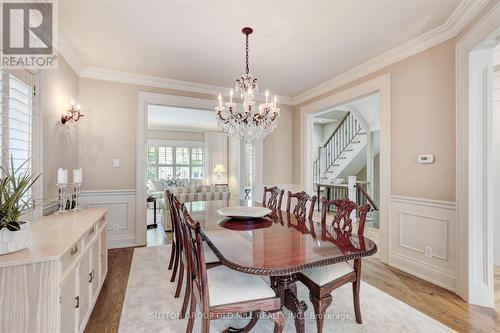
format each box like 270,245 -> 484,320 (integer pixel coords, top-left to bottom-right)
118,245 -> 455,333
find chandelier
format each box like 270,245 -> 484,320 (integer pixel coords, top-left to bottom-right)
215,27 -> 280,143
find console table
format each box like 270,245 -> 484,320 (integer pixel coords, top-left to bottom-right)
0,208 -> 108,333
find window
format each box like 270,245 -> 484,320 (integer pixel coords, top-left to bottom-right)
0,69 -> 37,215
147,142 -> 204,182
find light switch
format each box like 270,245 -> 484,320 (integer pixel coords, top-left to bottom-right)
113,159 -> 120,168
417,154 -> 434,164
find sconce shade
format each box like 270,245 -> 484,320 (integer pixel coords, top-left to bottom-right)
213,164 -> 226,173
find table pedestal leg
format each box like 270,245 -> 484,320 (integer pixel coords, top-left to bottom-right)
271,275 -> 307,333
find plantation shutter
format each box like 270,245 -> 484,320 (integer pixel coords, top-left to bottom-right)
0,69 -> 37,219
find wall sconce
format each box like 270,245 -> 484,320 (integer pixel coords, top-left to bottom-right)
61,99 -> 84,125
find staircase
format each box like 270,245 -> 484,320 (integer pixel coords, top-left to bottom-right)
313,111 -> 367,184
313,110 -> 379,224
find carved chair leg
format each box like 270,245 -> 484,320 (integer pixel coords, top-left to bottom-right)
223,311 -> 259,333
168,238 -> 176,270
180,267 -> 191,318
170,243 -> 180,282
268,310 -> 285,333
353,259 -> 362,324
309,293 -> 332,333
201,317 -> 210,333
186,293 -> 196,333
174,261 -> 184,298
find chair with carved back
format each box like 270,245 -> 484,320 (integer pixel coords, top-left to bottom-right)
166,191 -> 181,283
295,196 -> 371,333
170,196 -> 221,318
182,206 -> 285,333
286,191 -> 317,221
262,186 -> 284,210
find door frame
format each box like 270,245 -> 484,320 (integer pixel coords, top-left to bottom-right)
299,73 -> 391,264
456,3 -> 500,306
136,92 -> 264,246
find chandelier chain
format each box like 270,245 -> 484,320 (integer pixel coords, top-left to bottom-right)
245,33 -> 249,75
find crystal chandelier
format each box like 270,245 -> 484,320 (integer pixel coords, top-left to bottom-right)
215,27 -> 280,143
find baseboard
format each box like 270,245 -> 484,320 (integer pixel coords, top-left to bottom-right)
390,251 -> 456,293
108,235 -> 137,249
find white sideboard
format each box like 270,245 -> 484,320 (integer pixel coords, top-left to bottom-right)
0,208 -> 108,333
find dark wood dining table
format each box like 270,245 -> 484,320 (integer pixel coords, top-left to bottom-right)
185,199 -> 377,333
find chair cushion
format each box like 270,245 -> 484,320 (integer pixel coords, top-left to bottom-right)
203,243 -> 219,264
300,262 -> 354,286
207,266 -> 276,307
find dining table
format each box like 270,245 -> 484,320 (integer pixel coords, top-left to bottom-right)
185,199 -> 378,333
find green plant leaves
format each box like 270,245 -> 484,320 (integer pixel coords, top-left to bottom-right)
0,156 -> 40,232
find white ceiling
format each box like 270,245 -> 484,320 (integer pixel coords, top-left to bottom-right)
60,0 -> 461,97
148,105 -> 218,131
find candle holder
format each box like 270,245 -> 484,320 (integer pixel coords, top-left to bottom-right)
56,184 -> 67,215
72,183 -> 82,211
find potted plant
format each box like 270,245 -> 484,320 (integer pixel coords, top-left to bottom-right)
0,158 -> 40,255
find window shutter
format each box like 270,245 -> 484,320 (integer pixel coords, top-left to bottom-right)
0,69 -> 36,217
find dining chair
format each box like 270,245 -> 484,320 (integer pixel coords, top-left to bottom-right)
182,206 -> 285,333
286,190 -> 317,220
166,191 -> 181,283
295,196 -> 371,333
173,197 -> 220,318
262,186 -> 284,210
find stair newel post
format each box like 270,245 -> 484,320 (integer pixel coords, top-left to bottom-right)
348,176 -> 357,221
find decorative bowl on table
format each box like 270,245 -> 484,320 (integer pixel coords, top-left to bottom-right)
217,206 -> 272,219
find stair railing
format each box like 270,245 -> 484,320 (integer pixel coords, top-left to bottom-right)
323,111 -> 364,172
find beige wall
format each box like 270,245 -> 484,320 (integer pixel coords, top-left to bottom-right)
147,129 -> 204,141
292,0 -> 499,202
294,36 -> 456,202
41,57 -> 79,200
77,78 -> 294,190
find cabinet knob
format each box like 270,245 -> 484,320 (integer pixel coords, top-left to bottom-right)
75,296 -> 80,308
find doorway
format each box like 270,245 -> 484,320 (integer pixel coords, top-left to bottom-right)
456,3 -> 500,307
300,73 -> 391,263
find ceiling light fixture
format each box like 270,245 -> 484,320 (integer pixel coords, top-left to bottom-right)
215,27 -> 280,143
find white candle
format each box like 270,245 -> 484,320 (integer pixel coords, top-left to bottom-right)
57,168 -> 68,185
218,93 -> 222,107
73,168 -> 82,184
265,90 -> 269,103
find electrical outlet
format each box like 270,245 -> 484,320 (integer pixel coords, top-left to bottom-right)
424,246 -> 433,258
113,224 -> 119,232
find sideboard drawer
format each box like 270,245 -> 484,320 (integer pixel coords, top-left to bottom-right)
61,239 -> 81,274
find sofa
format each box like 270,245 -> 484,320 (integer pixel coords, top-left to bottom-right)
160,182 -> 231,231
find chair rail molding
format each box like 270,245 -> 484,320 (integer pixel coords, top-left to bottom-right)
300,73 -> 391,265
456,2 -> 500,306
80,189 -> 137,249
390,195 -> 457,292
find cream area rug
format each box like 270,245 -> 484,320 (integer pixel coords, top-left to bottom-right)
118,246 -> 455,333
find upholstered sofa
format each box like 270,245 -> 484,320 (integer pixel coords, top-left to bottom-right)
162,184 -> 231,231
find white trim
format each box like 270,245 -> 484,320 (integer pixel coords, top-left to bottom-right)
81,67 -> 294,105
299,73 -> 391,264
32,71 -> 43,219
390,195 -> 456,210
80,189 -> 136,196
58,0 -> 486,107
456,2 -> 500,305
291,0 -> 488,105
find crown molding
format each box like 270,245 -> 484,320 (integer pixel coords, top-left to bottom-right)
80,67 -> 294,105
57,32 -> 85,75
289,0 -> 489,105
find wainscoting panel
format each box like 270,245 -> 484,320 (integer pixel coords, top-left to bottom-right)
80,190 -> 136,249
390,195 -> 456,292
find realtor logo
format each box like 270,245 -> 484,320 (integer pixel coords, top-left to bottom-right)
1,0 -> 58,68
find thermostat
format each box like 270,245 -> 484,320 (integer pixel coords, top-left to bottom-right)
417,154 -> 434,164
